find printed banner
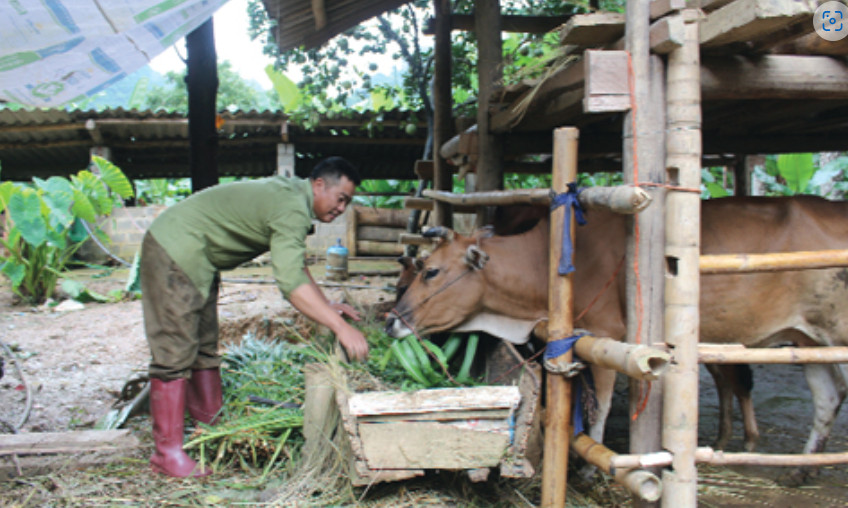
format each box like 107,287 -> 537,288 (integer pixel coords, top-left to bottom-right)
0,0 -> 228,107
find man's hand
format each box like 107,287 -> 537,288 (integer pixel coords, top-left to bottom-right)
337,326 -> 369,362
330,302 -> 361,321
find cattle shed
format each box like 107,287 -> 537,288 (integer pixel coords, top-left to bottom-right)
372,1 -> 848,507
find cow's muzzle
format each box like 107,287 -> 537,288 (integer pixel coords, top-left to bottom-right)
385,312 -> 413,338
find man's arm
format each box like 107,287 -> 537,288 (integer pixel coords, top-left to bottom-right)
303,267 -> 361,321
288,282 -> 369,361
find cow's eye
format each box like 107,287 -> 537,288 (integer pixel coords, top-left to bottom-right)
423,268 -> 439,281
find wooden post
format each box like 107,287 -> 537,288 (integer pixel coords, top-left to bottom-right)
432,0 -> 453,228
186,18 -> 219,193
624,1 -> 666,490
474,0 -> 504,227
662,10 -> 701,507
541,127 -> 579,508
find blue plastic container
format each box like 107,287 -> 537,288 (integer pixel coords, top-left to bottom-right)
325,238 -> 349,281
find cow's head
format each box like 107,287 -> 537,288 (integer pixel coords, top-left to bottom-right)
386,227 -> 490,337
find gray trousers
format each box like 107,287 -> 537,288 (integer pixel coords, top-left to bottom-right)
140,232 -> 220,381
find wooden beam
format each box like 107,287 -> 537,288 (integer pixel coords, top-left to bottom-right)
650,0 -> 687,19
701,55 -> 848,100
425,14 -> 573,34
700,0 -> 816,48
311,0 -> 327,30
559,12 -> 625,47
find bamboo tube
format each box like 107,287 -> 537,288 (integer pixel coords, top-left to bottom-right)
541,127 -> 579,508
700,249 -> 848,274
579,185 -> 652,214
421,185 -> 650,214
571,433 -> 662,502
697,449 -> 848,467
662,10 -> 702,507
611,448 -> 848,469
698,344 -> 848,364
574,335 -> 670,381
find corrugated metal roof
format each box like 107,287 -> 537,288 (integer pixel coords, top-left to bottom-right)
260,0 -> 412,52
0,108 -> 427,182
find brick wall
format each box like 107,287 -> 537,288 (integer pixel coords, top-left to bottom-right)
77,204 -> 353,264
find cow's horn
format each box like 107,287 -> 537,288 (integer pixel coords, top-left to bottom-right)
422,226 -> 454,242
465,245 -> 489,270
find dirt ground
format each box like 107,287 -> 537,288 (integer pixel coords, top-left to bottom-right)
2,260 -> 848,506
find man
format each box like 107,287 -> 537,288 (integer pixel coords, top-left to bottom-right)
140,156 -> 368,478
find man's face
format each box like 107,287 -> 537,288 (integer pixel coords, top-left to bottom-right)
312,176 -> 355,223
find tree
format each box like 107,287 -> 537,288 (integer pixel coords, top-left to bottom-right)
143,60 -> 279,113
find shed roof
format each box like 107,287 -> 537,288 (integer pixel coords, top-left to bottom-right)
259,0 -> 412,52
0,108 -> 427,182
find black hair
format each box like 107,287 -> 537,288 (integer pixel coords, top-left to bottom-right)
310,156 -> 362,186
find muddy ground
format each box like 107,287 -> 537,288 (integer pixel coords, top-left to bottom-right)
1,260 -> 848,506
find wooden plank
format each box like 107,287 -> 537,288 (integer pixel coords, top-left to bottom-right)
358,421 -> 510,469
357,408 -> 512,423
414,159 -> 434,180
700,0 -> 816,48
355,240 -> 404,256
583,50 -> 630,112
559,12 -> 625,47
0,430 -> 138,456
348,386 -> 520,416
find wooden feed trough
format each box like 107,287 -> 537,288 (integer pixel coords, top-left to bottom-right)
303,340 -> 542,486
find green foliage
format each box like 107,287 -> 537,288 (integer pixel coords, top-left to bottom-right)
143,61 -> 279,113
134,178 -> 192,206
353,179 -> 417,208
185,334 -> 309,476
0,157 -> 133,304
701,167 -> 731,199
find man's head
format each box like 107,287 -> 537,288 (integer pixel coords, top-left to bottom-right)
310,157 -> 361,223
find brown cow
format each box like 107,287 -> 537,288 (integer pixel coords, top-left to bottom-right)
387,195 -> 848,484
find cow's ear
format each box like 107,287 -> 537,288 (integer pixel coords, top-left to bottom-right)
422,226 -> 455,243
465,245 -> 489,270
397,256 -> 413,268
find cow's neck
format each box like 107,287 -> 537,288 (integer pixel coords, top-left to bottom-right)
463,222 -> 549,343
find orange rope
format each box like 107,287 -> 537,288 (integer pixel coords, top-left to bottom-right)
627,50 -> 652,422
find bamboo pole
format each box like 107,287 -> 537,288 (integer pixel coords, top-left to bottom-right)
611,447 -> 848,469
421,185 -> 651,214
574,335 -> 670,381
700,249 -> 848,274
698,344 -> 848,364
571,433 -> 662,502
541,127 -> 579,508
662,10 -> 701,507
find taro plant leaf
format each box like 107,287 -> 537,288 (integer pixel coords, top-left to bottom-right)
0,181 -> 14,213
1,261 -> 25,288
71,189 -> 98,223
39,186 -> 76,230
8,190 -> 47,247
777,153 -> 814,194
91,156 -> 134,199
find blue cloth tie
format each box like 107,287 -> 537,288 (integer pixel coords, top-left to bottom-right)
545,331 -> 593,436
550,183 -> 587,275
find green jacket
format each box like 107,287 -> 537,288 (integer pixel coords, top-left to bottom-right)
148,176 -> 315,299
